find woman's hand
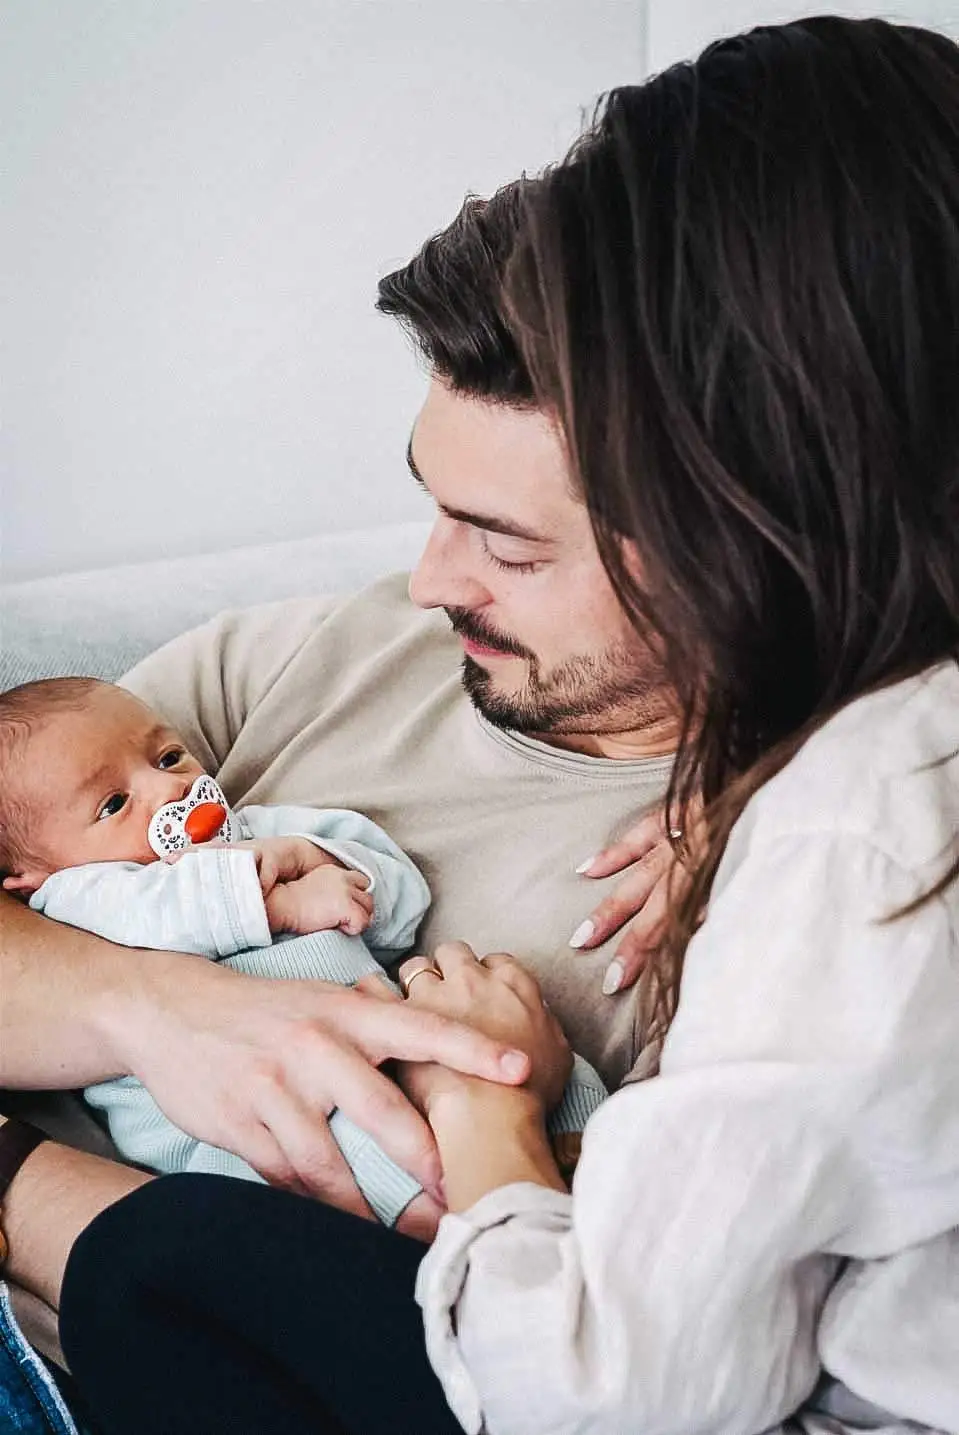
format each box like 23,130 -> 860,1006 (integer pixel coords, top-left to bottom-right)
360,945 -> 573,1212
570,800 -> 702,993
394,943 -> 573,1117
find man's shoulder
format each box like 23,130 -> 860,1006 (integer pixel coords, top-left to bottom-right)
125,572 -> 453,692
120,573 -> 460,771
219,572 -> 448,652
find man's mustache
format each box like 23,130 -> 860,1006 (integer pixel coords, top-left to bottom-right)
445,608 -> 532,660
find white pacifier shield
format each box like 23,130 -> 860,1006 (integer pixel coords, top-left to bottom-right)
147,775 -> 237,857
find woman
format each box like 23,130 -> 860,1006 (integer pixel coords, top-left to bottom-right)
9,15 -> 959,1433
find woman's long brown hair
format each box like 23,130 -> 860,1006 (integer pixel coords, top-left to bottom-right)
506,17 -> 959,1036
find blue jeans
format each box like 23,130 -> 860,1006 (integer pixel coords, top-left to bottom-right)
0,1282 -> 79,1434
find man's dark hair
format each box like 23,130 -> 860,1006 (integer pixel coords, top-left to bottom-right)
379,18 -> 959,1033
376,183 -> 534,404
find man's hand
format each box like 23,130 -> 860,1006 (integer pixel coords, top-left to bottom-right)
265,865 -> 374,937
108,953 -> 530,1215
570,801 -> 702,994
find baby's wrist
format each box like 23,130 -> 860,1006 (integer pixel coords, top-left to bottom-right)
294,838 -> 345,873
263,884 -> 295,934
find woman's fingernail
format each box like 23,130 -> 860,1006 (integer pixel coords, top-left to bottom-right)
602,959 -> 625,996
568,919 -> 595,950
500,1050 -> 529,1080
575,855 -> 597,874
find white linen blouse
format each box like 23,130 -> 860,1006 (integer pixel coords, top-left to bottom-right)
416,661 -> 959,1435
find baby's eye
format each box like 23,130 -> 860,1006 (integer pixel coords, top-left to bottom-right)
97,794 -> 128,821
157,749 -> 185,770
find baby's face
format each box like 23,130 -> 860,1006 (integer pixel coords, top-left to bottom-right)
8,687 -> 206,886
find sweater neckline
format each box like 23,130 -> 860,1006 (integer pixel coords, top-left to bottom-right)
473,709 -> 675,783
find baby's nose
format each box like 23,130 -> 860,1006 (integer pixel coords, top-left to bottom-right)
149,771 -> 193,810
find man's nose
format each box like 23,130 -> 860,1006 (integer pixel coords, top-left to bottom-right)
408,518 -> 489,611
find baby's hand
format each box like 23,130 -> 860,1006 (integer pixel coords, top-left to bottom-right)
168,835 -> 337,887
265,864 -> 374,938
244,835 -> 338,894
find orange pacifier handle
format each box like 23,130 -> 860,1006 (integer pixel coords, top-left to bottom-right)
184,802 -> 227,844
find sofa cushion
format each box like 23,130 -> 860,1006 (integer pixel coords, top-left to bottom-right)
1,521 -> 431,690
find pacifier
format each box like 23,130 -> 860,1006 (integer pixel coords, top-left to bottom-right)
147,775 -> 237,857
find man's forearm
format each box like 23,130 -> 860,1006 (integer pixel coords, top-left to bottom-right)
0,893 -> 172,1087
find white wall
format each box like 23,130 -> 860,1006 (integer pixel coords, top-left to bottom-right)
647,0 -> 957,74
2,1 -> 646,581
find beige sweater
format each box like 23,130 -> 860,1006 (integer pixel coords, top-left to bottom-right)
123,572 -> 673,1089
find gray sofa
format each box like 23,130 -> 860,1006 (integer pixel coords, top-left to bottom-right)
1,520 -> 432,689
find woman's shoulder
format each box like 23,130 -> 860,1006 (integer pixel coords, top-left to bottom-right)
740,661 -> 958,877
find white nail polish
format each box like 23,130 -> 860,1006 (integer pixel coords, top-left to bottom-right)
602,959 -> 625,995
568,919 -> 595,949
575,855 -> 597,875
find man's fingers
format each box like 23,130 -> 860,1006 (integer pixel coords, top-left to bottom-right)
355,973 -> 402,1002
348,988 -> 530,1085
253,1080 -> 377,1216
316,1038 -> 443,1198
212,1118 -> 301,1191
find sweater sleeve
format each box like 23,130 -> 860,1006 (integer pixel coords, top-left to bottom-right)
240,804 -> 431,953
30,850 -> 271,959
415,833 -> 959,1435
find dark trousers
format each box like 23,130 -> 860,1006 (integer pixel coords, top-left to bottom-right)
59,1174 -> 464,1435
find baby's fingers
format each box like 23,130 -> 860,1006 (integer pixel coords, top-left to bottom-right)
339,893 -> 374,935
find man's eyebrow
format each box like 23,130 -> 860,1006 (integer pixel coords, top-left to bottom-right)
406,435 -> 551,544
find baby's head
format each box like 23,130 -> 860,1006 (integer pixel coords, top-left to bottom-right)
0,677 -> 206,895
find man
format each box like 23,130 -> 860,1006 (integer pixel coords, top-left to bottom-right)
0,184 -> 680,1334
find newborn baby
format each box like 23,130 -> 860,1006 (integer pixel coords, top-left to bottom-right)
0,677 -> 606,1228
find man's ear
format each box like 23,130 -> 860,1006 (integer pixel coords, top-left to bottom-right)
2,871 -> 43,899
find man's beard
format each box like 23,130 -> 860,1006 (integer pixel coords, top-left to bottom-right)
447,608 -> 667,736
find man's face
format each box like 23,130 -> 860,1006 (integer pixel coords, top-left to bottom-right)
408,380 -> 671,741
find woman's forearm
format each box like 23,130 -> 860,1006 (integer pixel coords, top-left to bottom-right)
0,893 -> 175,1087
428,1084 -> 567,1212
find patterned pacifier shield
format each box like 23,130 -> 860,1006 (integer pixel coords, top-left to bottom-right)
147,774 -> 237,857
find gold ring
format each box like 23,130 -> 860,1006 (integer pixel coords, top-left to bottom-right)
401,965 -> 441,997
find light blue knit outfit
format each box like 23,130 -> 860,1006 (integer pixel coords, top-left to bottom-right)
32,804 -> 606,1226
